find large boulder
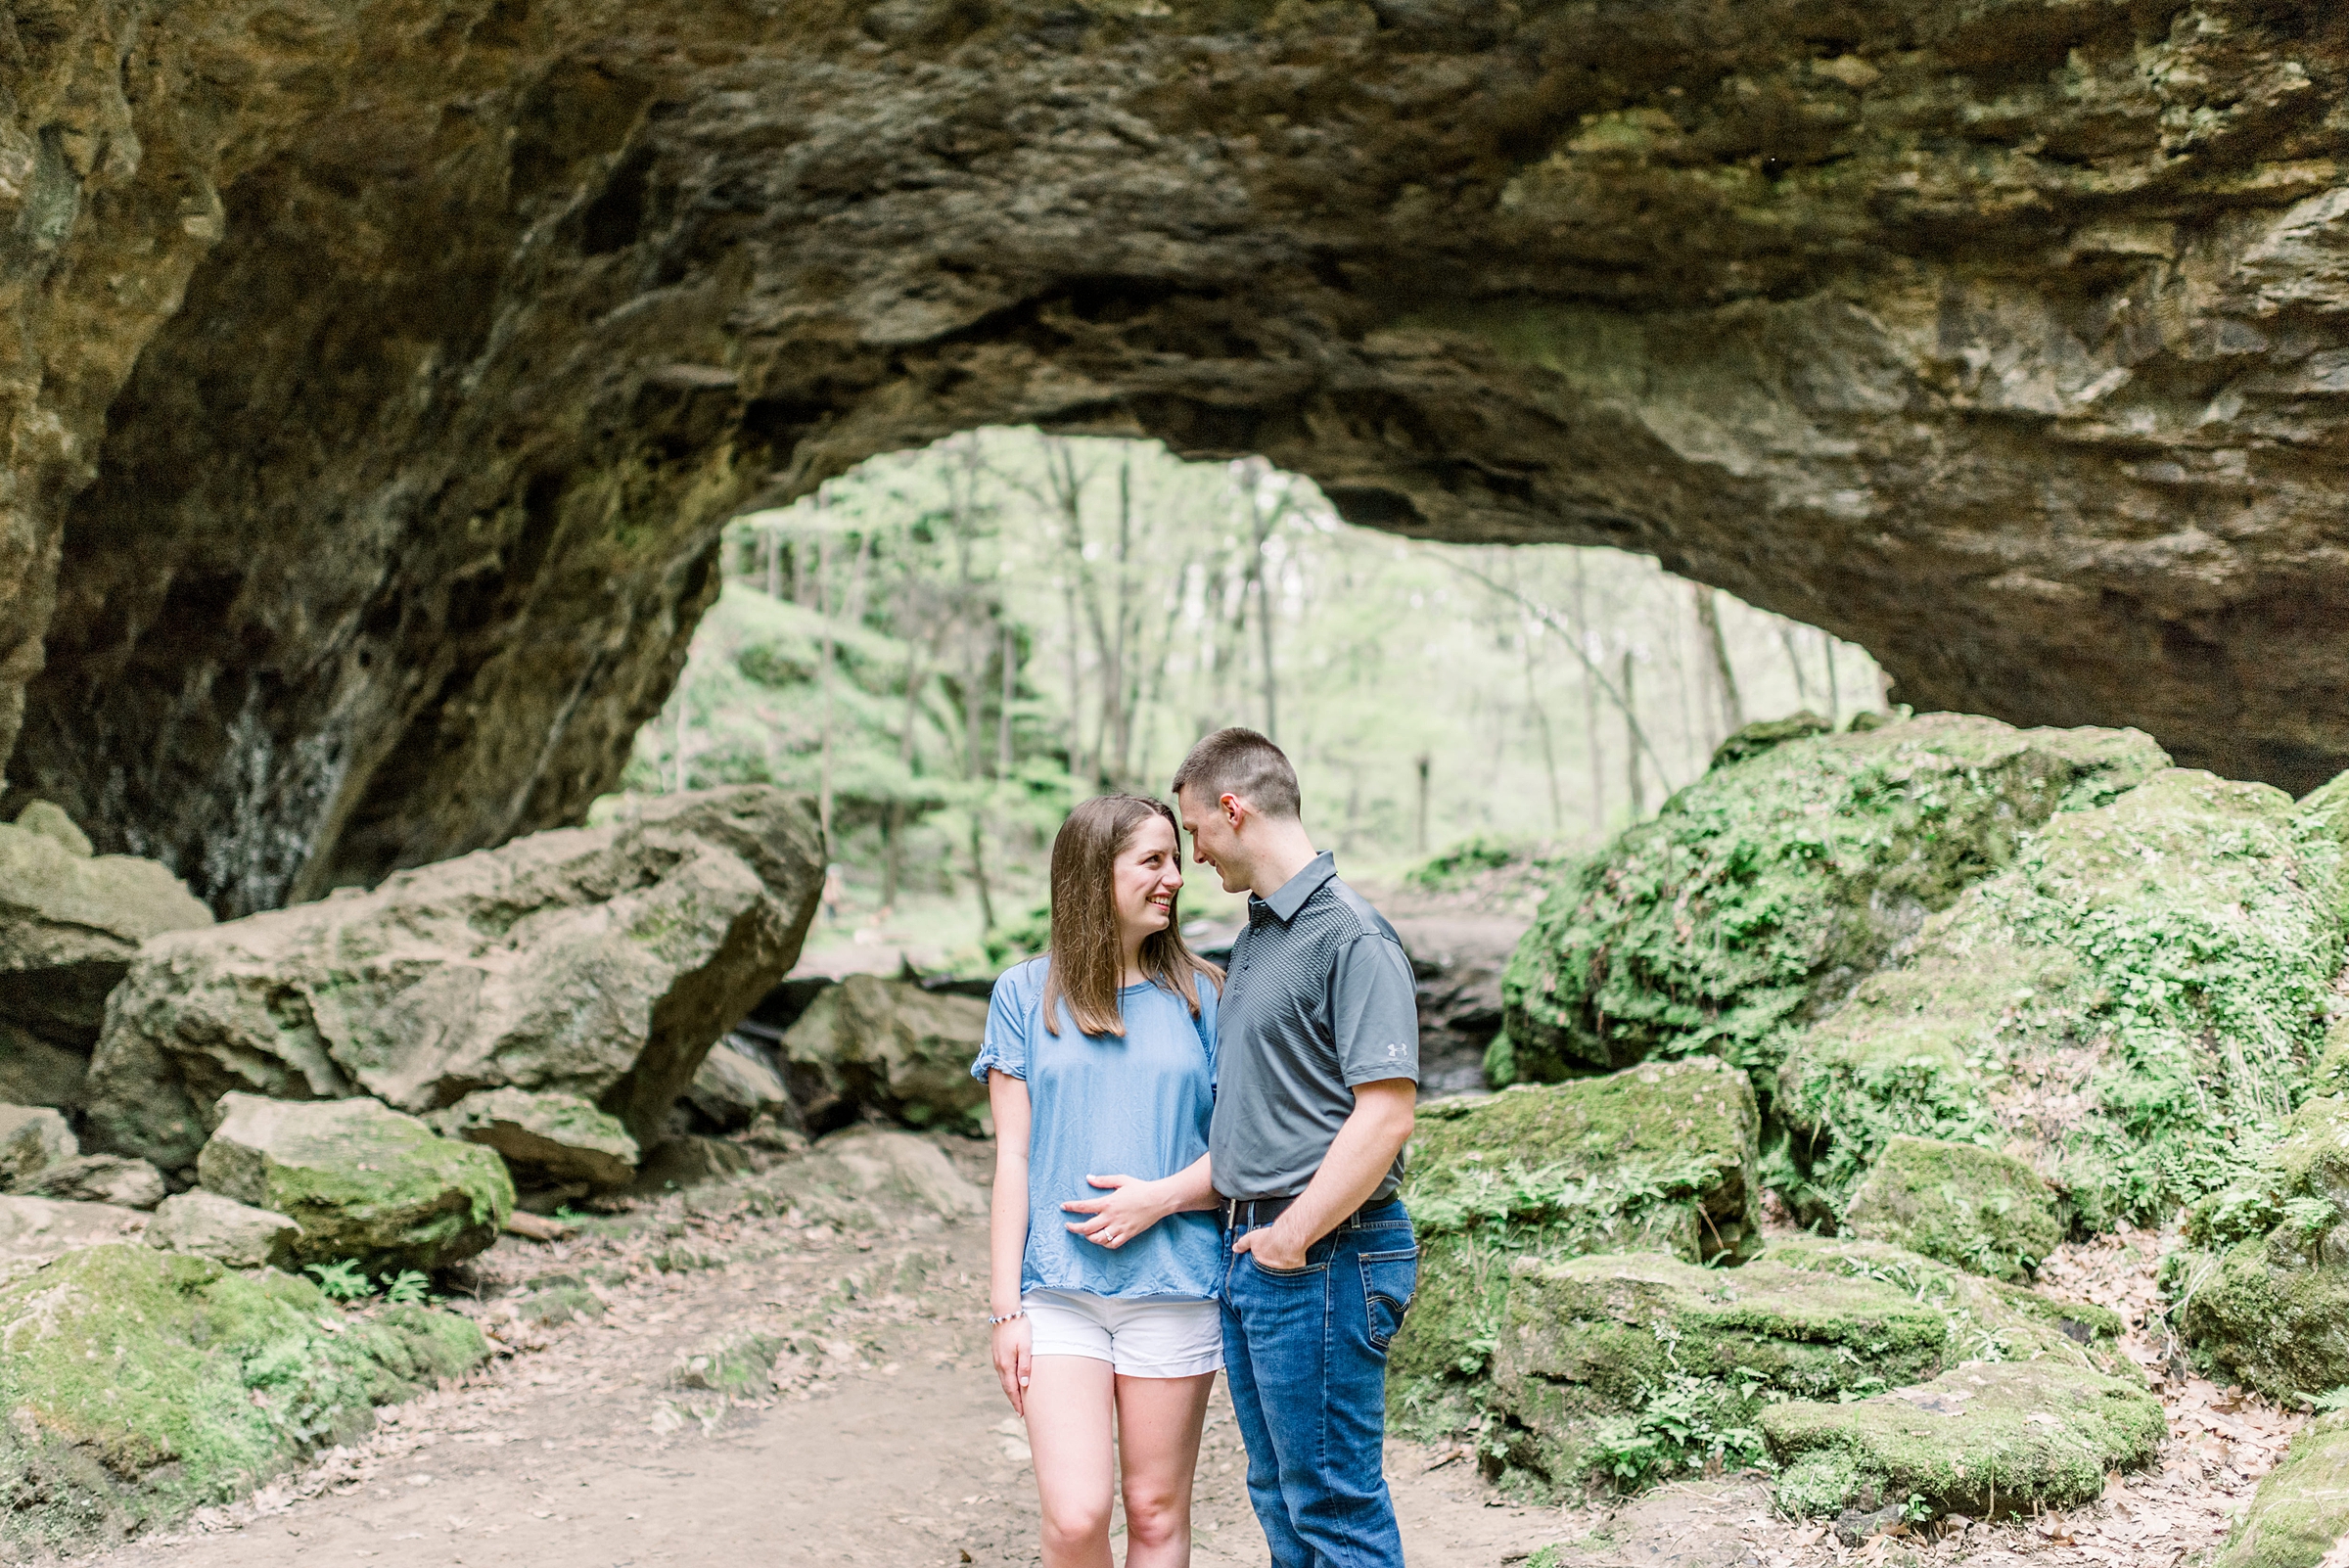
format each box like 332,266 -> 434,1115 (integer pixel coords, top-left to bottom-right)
1778,769 -> 2344,1229
688,1036 -> 795,1131
144,1191 -> 302,1270
432,1087 -> 639,1193
82,787 -> 823,1174
1388,914 -> 1522,1097
1391,1058 -> 1761,1402
0,807 -> 212,1052
1498,714 -> 2166,1087
0,1195 -> 148,1288
0,1245 -> 485,1549
0,1105 -> 76,1189
196,1094 -> 513,1273
2211,1411 -> 2349,1568
778,975 -> 989,1133
1487,1234 -> 2154,1516
1842,1136 -> 2062,1284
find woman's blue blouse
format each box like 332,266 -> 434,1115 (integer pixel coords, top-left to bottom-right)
970,956 -> 1221,1300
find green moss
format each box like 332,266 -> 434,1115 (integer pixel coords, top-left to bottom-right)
1483,1234 -> 2137,1499
2212,1411 -> 2349,1568
1779,769 -> 2342,1228
1500,714 -> 2165,1086
0,1246 -> 485,1551
1391,1058 -> 1760,1398
1843,1136 -> 2063,1283
674,1331 -> 780,1397
1762,1360 -> 2163,1519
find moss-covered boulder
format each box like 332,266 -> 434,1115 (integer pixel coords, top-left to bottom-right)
1499,714 -> 2165,1087
1842,1136 -> 2061,1283
1391,1058 -> 1760,1401
1484,1234 -> 2142,1508
1765,1360 -> 2163,1520
0,1244 -> 485,1550
1777,769 -> 2342,1229
778,974 -> 988,1133
2168,1039 -> 2349,1400
2211,1411 -> 2349,1568
432,1087 -> 638,1194
197,1094 -> 513,1273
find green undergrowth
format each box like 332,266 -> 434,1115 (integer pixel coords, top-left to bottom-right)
1498,714 -> 2165,1088
1777,768 -> 2344,1230
1479,1234 -> 2143,1514
0,1245 -> 485,1552
1389,1058 -> 1761,1431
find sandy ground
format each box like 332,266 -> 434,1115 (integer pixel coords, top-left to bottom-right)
74,1134 -> 2307,1568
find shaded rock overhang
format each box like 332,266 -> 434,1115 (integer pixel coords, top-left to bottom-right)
4,0 -> 2345,914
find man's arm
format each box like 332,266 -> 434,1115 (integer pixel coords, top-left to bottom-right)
1229,1078 -> 1414,1269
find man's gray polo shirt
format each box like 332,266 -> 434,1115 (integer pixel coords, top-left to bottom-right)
1209,852 -> 1419,1201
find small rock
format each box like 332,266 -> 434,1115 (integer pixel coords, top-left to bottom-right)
14,800 -> 93,857
0,814 -> 212,1052
15,1153 -> 166,1210
145,1189 -> 302,1268
433,1087 -> 638,1191
0,1103 -> 77,1187
197,1092 -> 514,1271
688,1036 -> 793,1131
0,1193 -> 148,1285
1833,1502 -> 1907,1545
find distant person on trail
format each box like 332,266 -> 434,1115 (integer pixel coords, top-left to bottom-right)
974,793 -> 1227,1568
1173,727 -> 1421,1568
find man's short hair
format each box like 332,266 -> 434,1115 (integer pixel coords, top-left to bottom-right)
1172,727 -> 1302,820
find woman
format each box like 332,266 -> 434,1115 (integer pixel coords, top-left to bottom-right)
973,794 -> 1225,1568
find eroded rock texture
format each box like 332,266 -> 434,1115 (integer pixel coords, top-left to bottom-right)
5,2 -> 2347,909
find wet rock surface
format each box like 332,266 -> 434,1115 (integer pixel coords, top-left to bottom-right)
10,5 -> 2349,915
80,787 -> 821,1172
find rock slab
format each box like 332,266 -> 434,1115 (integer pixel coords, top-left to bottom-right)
432,1087 -> 639,1192
778,975 -> 989,1133
84,786 -> 822,1173
13,1154 -> 166,1210
196,1093 -> 514,1272
144,1190 -> 303,1269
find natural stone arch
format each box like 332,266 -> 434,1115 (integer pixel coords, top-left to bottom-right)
7,1 -> 2347,913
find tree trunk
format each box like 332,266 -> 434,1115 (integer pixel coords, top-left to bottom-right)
1623,650 -> 1646,819
1823,631 -> 1841,723
997,621 -> 1017,777
1413,752 -> 1431,855
968,810 -> 996,934
1692,583 -> 1744,740
762,525 -> 781,599
816,528 -> 836,845
1778,623 -> 1813,709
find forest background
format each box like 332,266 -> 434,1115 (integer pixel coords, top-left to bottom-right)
621,430 -> 1884,971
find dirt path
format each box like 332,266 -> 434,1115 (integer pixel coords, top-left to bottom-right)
76,1133 -> 2300,1568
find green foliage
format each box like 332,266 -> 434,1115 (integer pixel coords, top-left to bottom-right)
302,1260 -> 371,1301
0,1246 -> 486,1551
1499,714 -> 2166,1086
381,1270 -> 432,1305
1405,835 -> 1568,892
1781,769 -> 2344,1229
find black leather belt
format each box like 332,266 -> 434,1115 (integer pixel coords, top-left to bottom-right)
1221,1194 -> 1383,1230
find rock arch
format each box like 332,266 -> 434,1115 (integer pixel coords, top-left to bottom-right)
7,1 -> 2346,912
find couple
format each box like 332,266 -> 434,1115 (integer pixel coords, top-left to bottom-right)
974,726 -> 1420,1567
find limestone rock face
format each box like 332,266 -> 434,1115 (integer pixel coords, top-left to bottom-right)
0,814 -> 212,1050
6,5 -> 2349,915
196,1093 -> 514,1273
1842,1136 -> 2064,1284
145,1190 -> 303,1270
81,787 -> 821,1173
778,976 -> 989,1133
1499,714 -> 2167,1085
0,1246 -> 485,1549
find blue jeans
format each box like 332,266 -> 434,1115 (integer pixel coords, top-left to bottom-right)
1221,1200 -> 1418,1568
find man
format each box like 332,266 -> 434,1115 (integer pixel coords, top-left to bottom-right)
1172,726 -> 1419,1567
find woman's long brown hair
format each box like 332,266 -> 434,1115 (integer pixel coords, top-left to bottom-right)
1039,794 -> 1223,1037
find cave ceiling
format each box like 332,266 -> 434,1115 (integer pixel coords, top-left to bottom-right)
4,0 -> 2346,912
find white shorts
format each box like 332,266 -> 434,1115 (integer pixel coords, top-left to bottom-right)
1022,1289 -> 1223,1378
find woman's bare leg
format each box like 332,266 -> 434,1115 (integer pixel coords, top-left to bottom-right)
1026,1355 -> 1119,1568
1114,1371 -> 1216,1568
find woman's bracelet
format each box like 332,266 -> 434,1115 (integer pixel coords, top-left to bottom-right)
989,1309 -> 1025,1326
